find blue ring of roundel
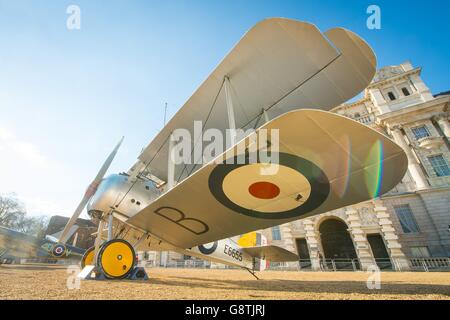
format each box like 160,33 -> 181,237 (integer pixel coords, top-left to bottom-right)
52,244 -> 66,257
198,241 -> 218,255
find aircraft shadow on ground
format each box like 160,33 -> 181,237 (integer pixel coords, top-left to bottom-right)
0,265 -> 70,271
142,276 -> 450,296
2,265 -> 449,297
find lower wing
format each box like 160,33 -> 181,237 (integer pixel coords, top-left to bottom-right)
125,109 -> 407,249
0,226 -> 39,259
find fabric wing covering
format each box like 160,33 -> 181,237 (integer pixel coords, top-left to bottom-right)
129,18 -> 377,182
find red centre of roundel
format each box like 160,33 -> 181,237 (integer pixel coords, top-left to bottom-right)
248,181 -> 280,199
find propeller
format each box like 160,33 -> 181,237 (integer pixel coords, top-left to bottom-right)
58,137 -> 124,245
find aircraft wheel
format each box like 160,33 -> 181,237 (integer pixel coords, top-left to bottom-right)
81,246 -> 95,268
97,239 -> 135,279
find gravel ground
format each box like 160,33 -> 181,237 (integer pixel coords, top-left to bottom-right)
0,264 -> 449,300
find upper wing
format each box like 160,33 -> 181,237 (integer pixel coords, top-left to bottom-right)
129,18 -> 376,182
126,109 -> 407,249
242,246 -> 299,262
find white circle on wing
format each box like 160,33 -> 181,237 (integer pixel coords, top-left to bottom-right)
221,163 -> 311,213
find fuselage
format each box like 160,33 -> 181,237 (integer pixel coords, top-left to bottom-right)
86,173 -> 260,269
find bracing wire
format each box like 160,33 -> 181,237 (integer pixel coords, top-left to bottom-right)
177,77 -> 226,181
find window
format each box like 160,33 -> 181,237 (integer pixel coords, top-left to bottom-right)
411,126 -> 430,140
402,87 -> 411,96
271,226 -> 281,241
410,247 -> 430,258
387,91 -> 396,101
428,155 -> 450,177
394,205 -> 420,233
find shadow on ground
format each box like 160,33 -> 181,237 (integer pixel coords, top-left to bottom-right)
140,276 -> 450,297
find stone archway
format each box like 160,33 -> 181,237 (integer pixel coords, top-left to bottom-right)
319,218 -> 358,261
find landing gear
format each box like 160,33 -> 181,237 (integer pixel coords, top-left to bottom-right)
81,246 -> 95,269
97,239 -> 136,279
77,226 -> 147,281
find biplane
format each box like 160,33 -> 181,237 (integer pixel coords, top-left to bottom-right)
51,18 -> 407,279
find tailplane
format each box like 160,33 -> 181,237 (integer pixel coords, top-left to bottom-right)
238,231 -> 299,271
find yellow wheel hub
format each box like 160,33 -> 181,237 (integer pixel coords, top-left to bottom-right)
98,239 -> 135,279
81,246 -> 95,269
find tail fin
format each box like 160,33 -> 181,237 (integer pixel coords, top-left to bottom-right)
238,231 -> 266,247
48,225 -> 79,244
238,231 -> 268,271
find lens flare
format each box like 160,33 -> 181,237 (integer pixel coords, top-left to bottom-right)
335,135 -> 352,198
364,140 -> 384,198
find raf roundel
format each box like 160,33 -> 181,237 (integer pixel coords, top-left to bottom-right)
208,153 -> 330,219
198,241 -> 218,255
51,244 -> 67,258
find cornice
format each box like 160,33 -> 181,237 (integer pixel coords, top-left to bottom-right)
376,95 -> 450,125
367,67 -> 421,89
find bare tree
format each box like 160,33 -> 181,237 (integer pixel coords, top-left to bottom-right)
0,195 -> 49,237
16,215 -> 49,237
0,195 -> 26,229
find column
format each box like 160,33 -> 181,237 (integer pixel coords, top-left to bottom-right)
373,201 -> 410,271
302,219 -> 321,271
434,114 -> 450,138
345,208 -> 376,271
390,126 -> 428,190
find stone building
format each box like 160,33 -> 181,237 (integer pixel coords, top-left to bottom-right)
262,61 -> 450,271
146,61 -> 450,270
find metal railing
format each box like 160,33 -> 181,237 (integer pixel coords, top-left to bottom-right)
145,260 -> 240,269
287,257 -> 450,272
409,257 -> 450,272
7,256 -> 450,272
271,259 -> 363,271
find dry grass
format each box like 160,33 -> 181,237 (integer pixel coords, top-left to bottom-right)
0,264 -> 449,300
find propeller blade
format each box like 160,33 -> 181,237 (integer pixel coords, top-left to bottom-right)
58,137 -> 124,244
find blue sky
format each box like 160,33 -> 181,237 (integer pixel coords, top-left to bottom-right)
0,0 -> 448,218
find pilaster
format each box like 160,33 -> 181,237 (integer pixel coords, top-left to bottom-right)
279,223 -> 297,268
345,208 -> 376,270
434,114 -> 450,138
303,219 -> 321,271
390,126 -> 429,190
373,201 -> 410,271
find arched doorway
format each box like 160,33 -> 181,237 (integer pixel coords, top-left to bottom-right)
319,218 -> 359,270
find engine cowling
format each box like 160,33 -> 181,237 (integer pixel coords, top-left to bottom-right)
87,174 -> 161,219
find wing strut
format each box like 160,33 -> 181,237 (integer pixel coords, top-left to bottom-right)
224,76 -> 237,145
167,134 -> 176,190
